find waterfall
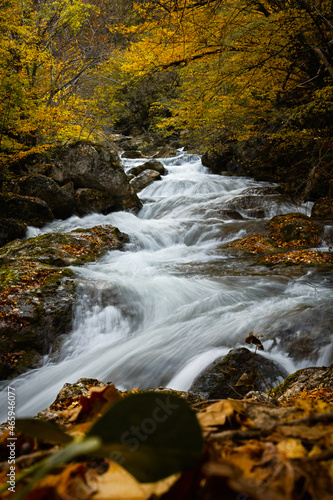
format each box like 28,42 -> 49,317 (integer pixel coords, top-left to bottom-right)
0,151 -> 332,421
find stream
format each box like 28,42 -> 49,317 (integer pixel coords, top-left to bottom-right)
1,151 -> 332,421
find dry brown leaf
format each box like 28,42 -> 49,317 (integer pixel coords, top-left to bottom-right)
198,399 -> 245,428
24,463 -> 97,500
68,384 -> 121,423
277,438 -> 307,459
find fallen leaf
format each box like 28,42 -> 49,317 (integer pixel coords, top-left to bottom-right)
198,399 -> 245,428
277,438 -> 307,459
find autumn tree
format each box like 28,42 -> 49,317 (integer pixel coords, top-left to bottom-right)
0,0 -> 135,167
106,0 -> 333,147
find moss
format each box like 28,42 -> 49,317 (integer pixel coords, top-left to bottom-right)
268,370 -> 304,398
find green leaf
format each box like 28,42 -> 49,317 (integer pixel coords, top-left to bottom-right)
86,392 -> 203,482
15,418 -> 73,445
13,436 -> 101,500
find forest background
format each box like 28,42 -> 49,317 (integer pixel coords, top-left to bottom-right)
0,0 -> 332,204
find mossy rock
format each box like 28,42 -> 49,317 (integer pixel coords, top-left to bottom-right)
0,225 -> 129,267
270,363 -> 333,400
311,197 -> 333,219
226,234 -> 277,255
0,218 -> 27,248
257,250 -> 333,267
0,262 -> 76,379
269,213 -> 322,248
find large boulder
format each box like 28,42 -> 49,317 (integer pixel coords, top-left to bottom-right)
0,265 -> 76,380
130,169 -> 161,192
271,362 -> 333,401
269,213 -> 322,248
202,145 -> 244,176
0,218 -> 27,247
0,225 -> 129,267
190,348 -> 288,399
74,188 -> 116,216
0,224 -> 129,379
13,174 -> 75,219
49,141 -> 142,212
311,196 -> 333,219
0,192 -> 55,227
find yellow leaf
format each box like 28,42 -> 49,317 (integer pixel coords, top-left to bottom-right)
198,399 -> 245,428
277,438 -> 307,459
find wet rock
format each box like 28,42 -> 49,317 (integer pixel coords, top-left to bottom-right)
269,213 -> 322,248
190,348 -> 288,399
52,378 -> 105,406
257,307 -> 333,363
0,225 -> 129,267
0,266 -> 76,380
74,188 -> 116,215
224,193 -> 281,217
122,150 -> 146,159
311,196 -> 333,219
202,146 -> 244,176
243,207 -> 265,218
128,159 -> 166,177
130,169 -> 161,192
0,218 -> 27,247
0,225 -> 129,379
271,362 -> 333,401
0,192 -> 54,227
219,209 -> 244,220
49,141 -> 142,212
12,174 -> 75,219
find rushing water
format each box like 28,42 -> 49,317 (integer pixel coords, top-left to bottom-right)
1,151 -> 332,421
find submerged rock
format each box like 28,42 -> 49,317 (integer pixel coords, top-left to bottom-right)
190,347 -> 288,399
128,159 -> 166,177
130,169 -> 161,192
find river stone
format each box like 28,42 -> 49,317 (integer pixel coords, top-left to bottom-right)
0,266 -> 76,380
74,188 -> 116,215
0,224 -> 129,380
271,362 -> 333,401
128,159 -> 166,177
130,169 -> 161,192
0,192 -> 55,227
12,174 -> 75,219
202,146 -> 244,176
122,150 -> 146,159
269,213 -> 322,248
0,218 -> 27,247
0,225 -> 129,267
311,197 -> 332,219
190,348 -> 288,399
48,141 -> 142,212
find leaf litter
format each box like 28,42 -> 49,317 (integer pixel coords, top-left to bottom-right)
0,379 -> 333,499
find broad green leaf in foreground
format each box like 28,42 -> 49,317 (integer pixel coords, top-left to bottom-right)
87,392 -> 204,482
15,418 -> 73,444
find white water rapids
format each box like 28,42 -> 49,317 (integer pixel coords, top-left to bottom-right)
1,151 -> 332,421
